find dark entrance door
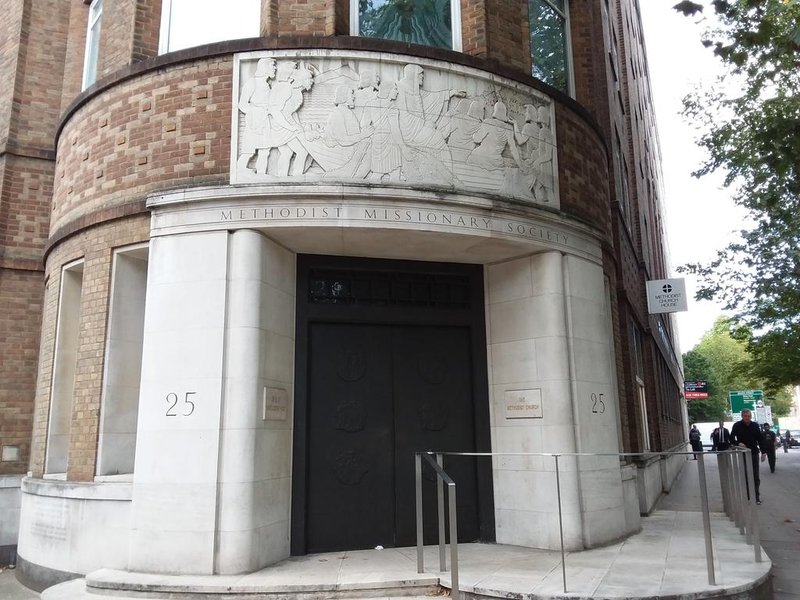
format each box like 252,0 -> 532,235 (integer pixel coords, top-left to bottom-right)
293,256 -> 493,555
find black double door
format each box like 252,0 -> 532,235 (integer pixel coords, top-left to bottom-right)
306,323 -> 479,552
293,256 -> 492,555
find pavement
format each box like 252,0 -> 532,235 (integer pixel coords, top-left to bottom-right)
6,449 -> 800,599
660,447 -> 800,600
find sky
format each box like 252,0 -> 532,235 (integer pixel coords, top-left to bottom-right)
638,2 -> 748,353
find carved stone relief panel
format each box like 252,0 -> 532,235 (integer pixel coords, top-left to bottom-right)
231,51 -> 559,208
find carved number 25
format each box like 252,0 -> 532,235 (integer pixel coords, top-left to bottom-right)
591,393 -> 606,414
165,392 -> 197,417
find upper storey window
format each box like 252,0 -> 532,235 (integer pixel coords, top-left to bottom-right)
159,0 -> 259,54
82,0 -> 103,90
352,0 -> 462,51
529,0 -> 572,95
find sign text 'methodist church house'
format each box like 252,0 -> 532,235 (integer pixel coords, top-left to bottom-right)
0,0 -> 686,591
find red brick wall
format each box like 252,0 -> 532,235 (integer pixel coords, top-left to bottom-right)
132,0 -> 161,62
461,0 -> 530,74
0,0 -> 68,476
0,1 -> 24,148
61,2 -> 89,112
0,155 -> 54,264
52,58 -> 233,236
0,267 -> 42,475
5,0 -> 70,152
556,103 -> 611,238
272,0 -> 336,37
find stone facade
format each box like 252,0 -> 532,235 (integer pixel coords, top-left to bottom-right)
0,0 -> 685,590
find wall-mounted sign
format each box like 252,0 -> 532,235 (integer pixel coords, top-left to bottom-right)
646,278 -> 688,314
263,387 -> 288,421
504,389 -> 543,419
684,380 -> 708,400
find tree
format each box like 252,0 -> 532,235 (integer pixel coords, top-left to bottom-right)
684,317 -> 792,423
672,1 -> 800,390
683,349 -> 727,422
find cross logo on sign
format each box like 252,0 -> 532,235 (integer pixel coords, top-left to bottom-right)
662,284 -> 673,293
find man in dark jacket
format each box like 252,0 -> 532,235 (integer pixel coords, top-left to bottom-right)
762,423 -> 778,473
731,409 -> 767,504
711,422 -> 731,451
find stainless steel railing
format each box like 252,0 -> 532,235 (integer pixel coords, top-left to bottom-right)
415,448 -> 764,597
415,452 -> 459,599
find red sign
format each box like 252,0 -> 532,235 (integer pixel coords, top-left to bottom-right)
685,391 -> 709,399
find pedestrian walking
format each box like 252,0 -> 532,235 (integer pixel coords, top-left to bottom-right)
711,422 -> 731,451
762,423 -> 777,472
731,409 -> 767,504
689,425 -> 703,459
783,429 -> 791,453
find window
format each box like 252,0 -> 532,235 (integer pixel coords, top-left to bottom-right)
528,0 -> 572,95
96,245 -> 149,478
631,323 -> 650,452
45,261 -> 84,475
82,0 -> 103,90
352,0 -> 462,51
159,0 -> 260,54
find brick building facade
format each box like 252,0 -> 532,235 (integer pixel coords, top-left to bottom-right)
0,0 -> 686,592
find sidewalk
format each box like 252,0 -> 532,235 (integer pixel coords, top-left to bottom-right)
6,452 -> 783,600
660,448 -> 800,600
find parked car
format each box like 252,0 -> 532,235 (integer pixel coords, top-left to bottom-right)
783,431 -> 800,448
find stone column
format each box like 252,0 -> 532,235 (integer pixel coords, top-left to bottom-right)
129,231 -> 230,574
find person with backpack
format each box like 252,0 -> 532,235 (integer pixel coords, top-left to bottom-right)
762,423 -> 778,473
689,425 -> 703,459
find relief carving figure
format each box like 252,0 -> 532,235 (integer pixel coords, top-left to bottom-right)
358,81 -> 405,181
504,104 -> 556,203
439,99 -> 484,163
532,106 -> 556,203
320,86 -> 374,177
265,62 -> 316,177
394,64 -> 465,183
234,55 -> 557,206
353,70 -> 380,123
237,58 -> 276,174
467,101 -> 522,171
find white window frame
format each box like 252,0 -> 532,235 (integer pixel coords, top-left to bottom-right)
350,0 -> 463,52
45,259 -> 85,475
528,0 -> 575,97
96,243 -> 149,479
81,0 -> 103,90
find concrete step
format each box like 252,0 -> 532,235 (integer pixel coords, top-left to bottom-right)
42,576 -> 448,599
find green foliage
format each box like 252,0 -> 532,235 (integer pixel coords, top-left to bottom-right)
684,317 -> 793,422
529,0 -> 569,93
673,0 -> 800,389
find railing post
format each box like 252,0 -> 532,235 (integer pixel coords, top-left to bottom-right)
416,452 -> 424,574
436,453 -> 446,571
696,453 -> 716,585
448,482 -> 459,600
741,449 -> 755,545
716,451 -> 730,518
741,449 -> 762,562
554,454 -> 567,594
733,450 -> 746,534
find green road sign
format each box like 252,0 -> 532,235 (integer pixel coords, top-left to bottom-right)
729,390 -> 763,414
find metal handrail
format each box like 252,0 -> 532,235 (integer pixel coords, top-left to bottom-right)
415,452 -> 459,599
414,448 -> 763,597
